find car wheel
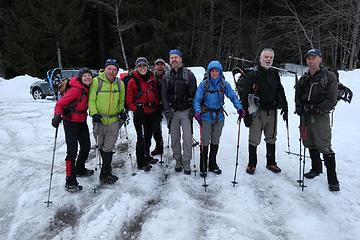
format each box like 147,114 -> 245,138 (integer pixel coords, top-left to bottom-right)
32,88 -> 44,100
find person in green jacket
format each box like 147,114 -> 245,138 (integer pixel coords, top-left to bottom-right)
88,58 -> 126,184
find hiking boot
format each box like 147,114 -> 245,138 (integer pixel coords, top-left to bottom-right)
266,164 -> 281,173
328,183 -> 340,192
175,159 -> 182,172
76,168 -> 94,177
148,156 -> 159,164
100,175 -> 117,184
209,163 -> 222,175
65,176 -> 83,192
209,144 -> 221,174
151,146 -> 163,156
200,145 -> 209,173
304,169 -> 321,179
200,172 -> 207,178
138,164 -> 152,172
109,173 -> 118,181
183,161 -> 191,175
246,164 -> 256,175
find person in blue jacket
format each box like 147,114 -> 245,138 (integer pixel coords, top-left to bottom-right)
194,60 -> 245,177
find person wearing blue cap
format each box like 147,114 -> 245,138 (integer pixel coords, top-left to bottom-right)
161,49 -> 197,175
194,60 -> 245,177
295,48 -> 340,191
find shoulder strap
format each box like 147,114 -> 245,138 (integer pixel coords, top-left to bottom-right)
134,77 -> 142,100
96,78 -> 103,95
116,78 -> 121,93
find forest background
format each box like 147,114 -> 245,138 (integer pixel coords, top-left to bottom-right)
0,0 -> 359,78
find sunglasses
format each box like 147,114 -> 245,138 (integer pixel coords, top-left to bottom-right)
106,59 -> 118,64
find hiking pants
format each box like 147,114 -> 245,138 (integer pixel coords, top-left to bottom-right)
170,108 -> 192,163
152,110 -> 163,147
249,109 -> 277,146
133,112 -> 155,167
301,113 -> 333,154
63,120 -> 91,166
201,120 -> 224,147
95,121 -> 120,152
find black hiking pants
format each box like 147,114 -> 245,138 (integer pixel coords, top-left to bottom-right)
63,120 -> 91,174
133,112 -> 155,167
152,110 -> 163,148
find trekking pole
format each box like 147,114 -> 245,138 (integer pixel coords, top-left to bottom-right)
165,129 -> 170,179
92,123 -> 103,193
231,119 -> 241,187
286,119 -> 290,153
190,119 -> 198,176
45,127 -> 59,207
200,125 -> 208,191
296,116 -> 307,190
124,121 -> 136,176
192,134 -> 198,176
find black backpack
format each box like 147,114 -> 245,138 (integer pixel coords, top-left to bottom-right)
325,68 -> 353,104
232,67 -> 258,98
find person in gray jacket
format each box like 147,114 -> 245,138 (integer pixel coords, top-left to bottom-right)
161,49 -> 197,175
295,48 -> 340,192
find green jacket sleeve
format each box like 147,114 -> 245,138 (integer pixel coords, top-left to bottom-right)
88,77 -> 99,116
119,80 -> 125,111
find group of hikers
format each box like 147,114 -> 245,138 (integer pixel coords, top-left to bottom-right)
51,47 -> 340,193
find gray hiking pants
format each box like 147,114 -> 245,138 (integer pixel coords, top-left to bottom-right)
94,121 -> 120,152
201,121 -> 224,146
301,114 -> 333,154
170,108 -> 192,163
249,109 -> 277,146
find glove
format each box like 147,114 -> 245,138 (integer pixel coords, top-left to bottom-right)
92,114 -> 102,123
280,107 -> 288,122
237,109 -> 245,120
295,105 -> 305,116
51,115 -> 62,128
194,112 -> 202,125
188,108 -> 195,120
118,110 -> 128,122
165,110 -> 173,130
135,105 -> 144,115
165,109 -> 173,119
304,105 -> 320,115
243,114 -> 253,128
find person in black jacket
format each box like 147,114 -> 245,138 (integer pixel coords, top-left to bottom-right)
161,49 -> 197,175
150,58 -> 166,156
241,48 -> 288,175
295,48 -> 340,192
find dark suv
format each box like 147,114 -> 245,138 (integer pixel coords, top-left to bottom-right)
30,68 -> 97,100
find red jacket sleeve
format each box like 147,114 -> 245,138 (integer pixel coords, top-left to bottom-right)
54,87 -> 82,116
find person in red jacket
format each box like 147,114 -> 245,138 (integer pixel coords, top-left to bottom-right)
51,67 -> 94,192
126,57 -> 160,171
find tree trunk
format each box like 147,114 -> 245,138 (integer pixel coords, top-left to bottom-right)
98,4 -> 105,66
56,41 -> 62,69
348,0 -> 360,69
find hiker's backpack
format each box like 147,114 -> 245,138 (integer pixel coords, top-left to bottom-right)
58,78 -> 86,116
325,68 -> 353,104
232,67 -> 258,99
201,77 -> 226,105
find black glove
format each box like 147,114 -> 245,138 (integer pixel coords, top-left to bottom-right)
118,110 -> 128,122
304,105 -> 320,115
165,110 -> 173,129
92,114 -> 102,123
280,107 -> 288,122
188,108 -> 194,120
51,115 -> 62,128
295,105 -> 305,116
243,114 -> 253,128
135,105 -> 144,115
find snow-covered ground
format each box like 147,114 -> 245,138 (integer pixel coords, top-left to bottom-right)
0,68 -> 359,240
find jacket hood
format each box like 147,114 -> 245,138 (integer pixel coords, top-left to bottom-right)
69,77 -> 83,89
207,61 -> 223,74
207,60 -> 223,83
